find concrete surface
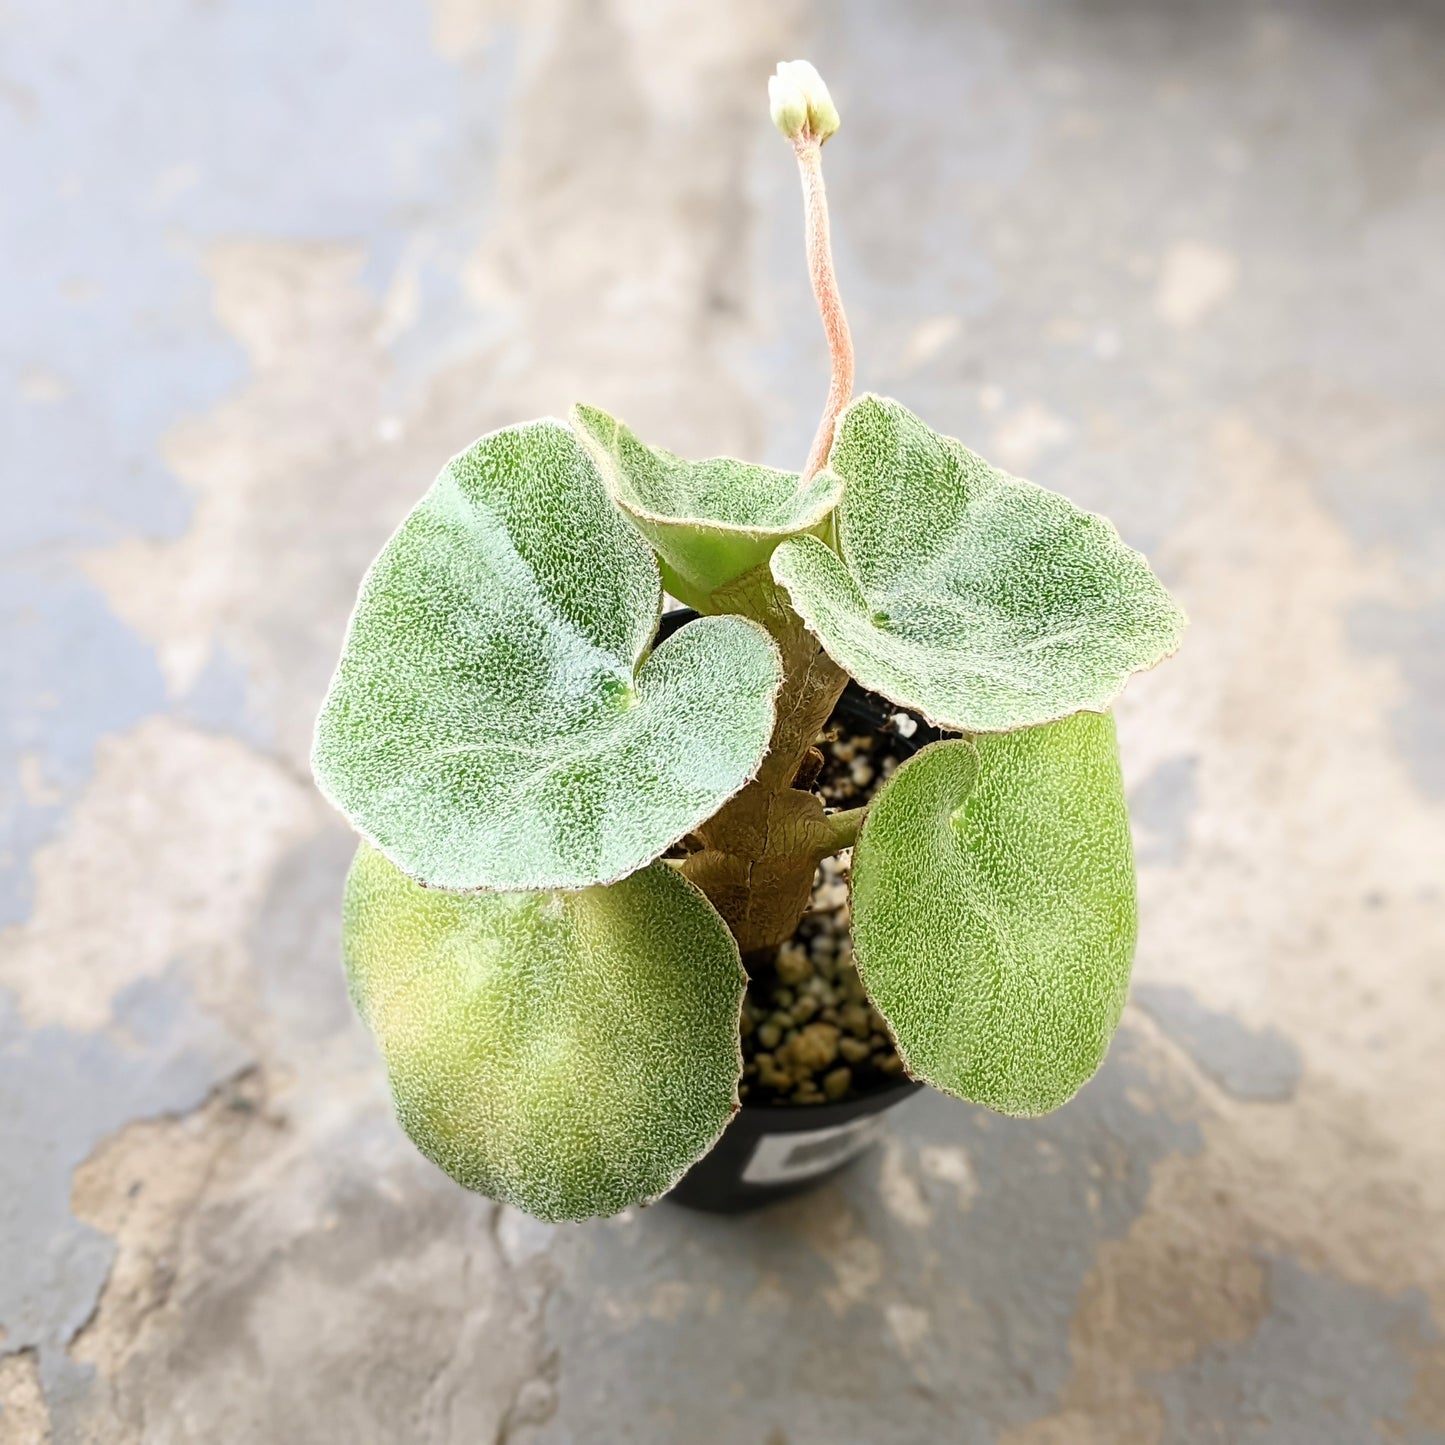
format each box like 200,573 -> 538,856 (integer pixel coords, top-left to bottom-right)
3,1 -> 1443,1441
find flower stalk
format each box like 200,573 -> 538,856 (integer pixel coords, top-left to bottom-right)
794,137 -> 854,483
771,60 -> 854,483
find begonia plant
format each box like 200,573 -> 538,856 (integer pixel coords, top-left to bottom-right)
313,60 -> 1185,1222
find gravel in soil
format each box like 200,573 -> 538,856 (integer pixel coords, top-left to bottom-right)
740,714 -> 921,1107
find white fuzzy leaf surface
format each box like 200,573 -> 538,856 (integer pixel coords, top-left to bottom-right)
344,844 -> 745,1222
851,713 -> 1136,1116
314,419 -> 782,892
771,395 -> 1185,733
573,403 -> 842,611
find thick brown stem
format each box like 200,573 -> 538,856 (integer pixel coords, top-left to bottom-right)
682,629 -> 849,953
678,568 -> 850,952
795,138 -> 854,483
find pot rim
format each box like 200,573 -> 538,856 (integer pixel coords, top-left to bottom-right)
735,1073 -> 922,1120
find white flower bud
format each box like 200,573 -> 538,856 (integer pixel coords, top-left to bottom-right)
769,59 -> 840,144
769,72 -> 809,140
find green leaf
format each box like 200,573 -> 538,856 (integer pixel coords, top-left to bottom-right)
344,845 -> 745,1222
770,395 -> 1185,733
572,403 -> 842,612
850,712 -> 1136,1116
313,419 -> 782,893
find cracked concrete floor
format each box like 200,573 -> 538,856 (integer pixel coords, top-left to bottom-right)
3,1 -> 1444,1441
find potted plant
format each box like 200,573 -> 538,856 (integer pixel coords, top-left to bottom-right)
313,61 -> 1185,1221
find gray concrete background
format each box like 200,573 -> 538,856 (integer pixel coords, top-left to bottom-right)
2,1 -> 1443,1441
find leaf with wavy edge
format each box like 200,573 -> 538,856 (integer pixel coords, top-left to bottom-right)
313,419 -> 782,892
572,403 -> 843,612
770,395 -> 1185,733
344,845 -> 745,1222
851,713 -> 1136,1116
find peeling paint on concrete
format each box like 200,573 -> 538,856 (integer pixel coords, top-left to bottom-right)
1134,984 -> 1303,1102
1152,243 -> 1239,330
521,1029 -> 1204,1445
0,572 -> 166,926
52,1076 -> 549,1445
1350,600 -> 1445,800
0,1348 -> 50,1445
1151,1257 -> 1445,1445
0,978 -> 247,1408
0,718 -> 319,1034
1129,754 -> 1199,869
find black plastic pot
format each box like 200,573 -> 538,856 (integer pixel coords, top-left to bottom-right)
658,608 -> 942,1212
668,1074 -> 921,1213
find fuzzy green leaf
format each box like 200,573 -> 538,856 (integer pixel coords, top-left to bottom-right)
572,403 -> 842,612
313,419 -> 783,893
770,395 -> 1185,733
851,712 -> 1136,1116
344,845 -> 745,1222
